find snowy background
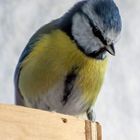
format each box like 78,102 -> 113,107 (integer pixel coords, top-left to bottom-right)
0,0 -> 140,139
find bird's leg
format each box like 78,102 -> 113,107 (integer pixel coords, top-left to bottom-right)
86,108 -> 96,122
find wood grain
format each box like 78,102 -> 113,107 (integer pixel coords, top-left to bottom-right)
0,104 -> 102,140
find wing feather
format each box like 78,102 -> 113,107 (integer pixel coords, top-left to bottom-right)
14,20 -> 59,105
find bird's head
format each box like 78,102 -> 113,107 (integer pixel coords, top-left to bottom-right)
72,0 -> 122,59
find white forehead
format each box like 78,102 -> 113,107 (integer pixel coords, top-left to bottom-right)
106,29 -> 120,43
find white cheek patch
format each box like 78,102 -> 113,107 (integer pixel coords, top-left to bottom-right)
72,13 -> 102,54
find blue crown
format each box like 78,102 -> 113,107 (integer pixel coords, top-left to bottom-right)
94,0 -> 122,32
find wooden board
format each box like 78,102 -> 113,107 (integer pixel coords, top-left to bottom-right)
0,104 -> 102,140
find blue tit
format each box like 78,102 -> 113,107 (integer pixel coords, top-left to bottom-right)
14,0 -> 122,121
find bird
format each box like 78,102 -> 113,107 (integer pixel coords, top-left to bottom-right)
14,0 -> 122,121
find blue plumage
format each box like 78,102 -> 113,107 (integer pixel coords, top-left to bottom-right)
14,0 -> 122,120
94,0 -> 122,32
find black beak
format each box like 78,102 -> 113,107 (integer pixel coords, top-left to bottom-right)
105,44 -> 115,56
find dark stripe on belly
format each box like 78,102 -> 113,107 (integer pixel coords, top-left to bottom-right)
62,67 -> 78,105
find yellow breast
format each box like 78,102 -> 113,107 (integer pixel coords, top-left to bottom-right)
19,30 -> 108,105
77,58 -> 108,105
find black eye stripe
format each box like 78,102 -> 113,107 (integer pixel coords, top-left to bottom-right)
80,10 -> 108,46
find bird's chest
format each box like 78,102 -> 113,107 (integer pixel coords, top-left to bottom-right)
22,59 -> 107,114
19,30 -> 108,111
75,58 -> 108,105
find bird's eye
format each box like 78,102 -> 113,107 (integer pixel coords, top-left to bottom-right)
81,10 -> 108,46
93,26 -> 101,35
94,26 -> 99,32
91,24 -> 107,46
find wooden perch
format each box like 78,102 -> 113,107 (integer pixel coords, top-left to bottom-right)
0,104 -> 102,140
